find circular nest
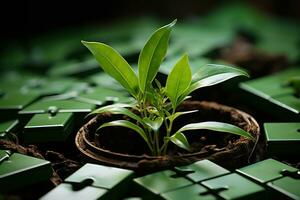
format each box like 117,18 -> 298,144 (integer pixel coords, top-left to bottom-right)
76,101 -> 260,174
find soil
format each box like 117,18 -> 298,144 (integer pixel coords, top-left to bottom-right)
76,101 -> 261,173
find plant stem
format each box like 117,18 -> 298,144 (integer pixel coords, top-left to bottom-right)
154,130 -> 160,155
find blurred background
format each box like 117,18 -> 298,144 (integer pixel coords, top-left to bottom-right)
2,0 -> 300,40
0,0 -> 299,120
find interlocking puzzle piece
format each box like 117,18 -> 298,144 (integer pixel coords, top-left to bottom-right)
240,67 -> 300,120
267,176 -> 300,200
0,150 -> 52,192
23,112 -> 75,143
0,92 -> 38,121
134,170 -> 192,197
236,158 -> 298,184
161,184 -> 218,200
64,163 -> 134,199
65,163 -> 134,190
264,123 -> 300,156
0,120 -> 18,139
202,173 -> 265,200
48,58 -> 99,78
19,78 -> 75,97
40,183 -> 108,200
19,99 -> 94,115
175,159 -> 230,183
87,72 -> 126,91
76,87 -> 133,106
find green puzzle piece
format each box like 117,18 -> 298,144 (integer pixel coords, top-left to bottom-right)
0,92 -> 38,121
134,170 -> 192,195
264,123 -> 300,156
202,173 -> 265,200
0,120 -> 18,139
161,184 -> 218,200
240,67 -> 300,120
41,183 -> 108,200
24,112 -> 75,143
65,163 -> 134,190
267,176 -> 300,200
19,99 -> 94,115
0,150 -> 52,192
175,159 -> 230,183
77,87 -> 133,106
236,159 -> 298,184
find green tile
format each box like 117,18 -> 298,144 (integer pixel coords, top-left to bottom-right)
87,72 -> 124,91
270,95 -> 300,115
239,67 -> 300,120
19,99 -> 94,115
175,159 -> 230,183
236,159 -> 298,184
77,87 -> 133,106
40,183 -> 108,200
267,176 -> 300,200
65,163 -> 134,190
0,92 -> 38,120
0,120 -> 18,139
161,184 -> 218,200
134,170 -> 192,195
264,123 -> 300,156
48,58 -> 99,78
0,150 -> 52,192
202,173 -> 265,200
20,78 -> 75,96
240,68 -> 300,99
23,112 -> 75,143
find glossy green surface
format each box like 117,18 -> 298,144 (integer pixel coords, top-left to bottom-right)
134,170 -> 192,194
240,68 -> 299,99
240,67 -> 300,119
41,183 -> 108,200
65,163 -> 134,190
0,92 -> 38,110
202,173 -> 265,200
19,99 -> 94,114
77,87 -> 133,105
49,58 -> 99,77
236,159 -> 298,184
271,95 -> 300,114
0,151 -> 52,192
161,184 -> 218,200
175,159 -> 230,182
267,176 -> 300,200
0,120 -> 18,138
264,123 -> 300,156
24,112 -> 74,143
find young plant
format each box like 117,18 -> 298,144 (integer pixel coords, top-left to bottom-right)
82,20 -> 255,156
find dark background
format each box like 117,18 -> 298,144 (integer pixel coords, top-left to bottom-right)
1,0 -> 300,41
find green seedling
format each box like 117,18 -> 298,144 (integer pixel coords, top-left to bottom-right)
82,20 -> 254,156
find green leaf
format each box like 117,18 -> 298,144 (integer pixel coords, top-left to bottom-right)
99,120 -> 152,150
138,20 -> 176,93
143,117 -> 164,132
90,105 -> 143,125
167,110 -> 198,122
177,64 -> 249,105
165,54 -> 192,109
177,121 -> 255,140
190,64 -> 249,93
169,132 -> 191,151
82,41 -> 139,97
